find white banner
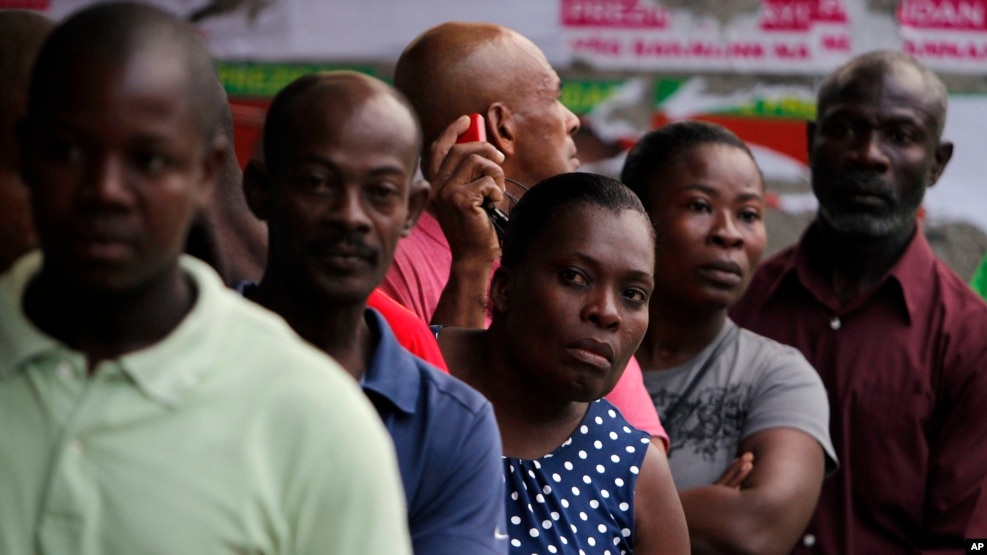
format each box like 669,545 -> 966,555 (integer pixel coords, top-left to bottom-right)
562,0 -> 852,73
899,0 -> 987,71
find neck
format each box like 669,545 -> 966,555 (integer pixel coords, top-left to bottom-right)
812,220 -> 915,304
251,268 -> 372,380
458,325 -> 587,459
637,299 -> 727,371
24,262 -> 195,372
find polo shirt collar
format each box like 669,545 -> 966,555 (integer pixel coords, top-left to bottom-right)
0,253 -> 226,407
360,308 -> 420,415
118,257 -> 225,407
0,251 -> 62,377
784,222 -> 932,325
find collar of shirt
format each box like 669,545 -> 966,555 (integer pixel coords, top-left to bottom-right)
361,308 -> 421,416
767,222 -> 937,326
0,252 -> 226,408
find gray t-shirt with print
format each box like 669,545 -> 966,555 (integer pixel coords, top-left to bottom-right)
643,319 -> 838,490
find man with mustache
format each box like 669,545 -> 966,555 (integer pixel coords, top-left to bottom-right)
731,51 -> 987,554
241,70 -> 507,555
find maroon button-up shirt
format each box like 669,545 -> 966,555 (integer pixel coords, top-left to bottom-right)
731,225 -> 987,555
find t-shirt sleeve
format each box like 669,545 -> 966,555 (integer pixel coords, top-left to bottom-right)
369,289 -> 449,372
742,338 -> 839,474
410,401 -> 509,555
380,250 -> 433,323
605,355 -> 669,449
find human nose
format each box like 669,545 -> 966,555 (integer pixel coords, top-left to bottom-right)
850,130 -> 890,170
564,104 -> 580,136
710,210 -> 743,248
584,286 -> 621,330
328,186 -> 372,231
80,156 -> 132,207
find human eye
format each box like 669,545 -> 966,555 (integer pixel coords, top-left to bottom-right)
886,126 -> 918,145
366,181 -> 401,205
296,173 -> 333,194
738,206 -> 762,223
133,151 -> 173,175
41,136 -> 83,164
621,287 -> 650,305
560,267 -> 589,286
823,118 -> 853,139
686,198 -> 711,213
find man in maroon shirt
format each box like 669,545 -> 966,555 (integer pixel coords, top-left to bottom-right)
731,51 -> 987,554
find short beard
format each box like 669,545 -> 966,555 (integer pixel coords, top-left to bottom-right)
814,171 -> 923,239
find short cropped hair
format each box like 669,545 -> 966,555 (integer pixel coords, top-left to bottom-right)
27,2 -> 222,144
261,71 -> 421,174
621,120 -> 761,213
501,172 -> 652,269
816,50 -> 948,137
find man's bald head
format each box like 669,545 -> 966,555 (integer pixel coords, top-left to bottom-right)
395,22 -> 549,147
27,2 -> 222,144
263,70 -> 421,175
394,22 -> 580,188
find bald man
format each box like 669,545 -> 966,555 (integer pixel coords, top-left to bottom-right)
242,70 -> 507,555
1,4 -> 410,553
381,22 -> 669,447
382,22 -> 579,328
0,10 -> 53,274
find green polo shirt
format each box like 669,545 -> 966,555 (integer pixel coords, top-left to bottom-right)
0,253 -> 412,555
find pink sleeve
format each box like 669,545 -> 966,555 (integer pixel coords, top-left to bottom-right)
605,355 -> 669,450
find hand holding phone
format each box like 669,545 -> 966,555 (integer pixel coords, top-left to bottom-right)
455,113 -> 507,240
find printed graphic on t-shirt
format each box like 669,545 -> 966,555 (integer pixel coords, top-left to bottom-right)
651,383 -> 752,460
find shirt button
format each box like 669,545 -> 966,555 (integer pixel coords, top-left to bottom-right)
829,316 -> 841,330
55,362 -> 74,380
803,533 -> 816,547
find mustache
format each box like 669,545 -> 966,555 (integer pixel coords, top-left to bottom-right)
828,171 -> 895,202
306,233 -> 379,259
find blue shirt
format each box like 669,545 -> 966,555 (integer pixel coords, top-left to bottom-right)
362,309 -> 507,555
239,280 -> 506,555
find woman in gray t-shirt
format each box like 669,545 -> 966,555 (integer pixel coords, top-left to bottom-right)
621,120 -> 838,555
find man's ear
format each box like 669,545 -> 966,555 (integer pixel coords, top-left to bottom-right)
242,159 -> 271,221
927,140 -> 954,188
488,265 -> 513,314
402,178 -> 430,236
485,102 -> 517,158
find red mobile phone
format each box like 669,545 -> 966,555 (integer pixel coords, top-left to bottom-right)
453,113 -> 507,240
456,113 -> 487,144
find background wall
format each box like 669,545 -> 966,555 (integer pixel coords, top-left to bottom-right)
14,0 -> 987,277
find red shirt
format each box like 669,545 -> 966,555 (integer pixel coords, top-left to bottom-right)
731,225 -> 987,554
368,288 -> 448,371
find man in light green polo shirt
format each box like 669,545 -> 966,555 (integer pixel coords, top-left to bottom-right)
0,3 -> 411,554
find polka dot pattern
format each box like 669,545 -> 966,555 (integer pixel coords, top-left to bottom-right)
503,400 -> 650,554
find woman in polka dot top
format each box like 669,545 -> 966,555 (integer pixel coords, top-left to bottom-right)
435,173 -> 690,555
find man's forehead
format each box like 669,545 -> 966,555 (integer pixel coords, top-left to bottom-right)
824,66 -> 938,124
